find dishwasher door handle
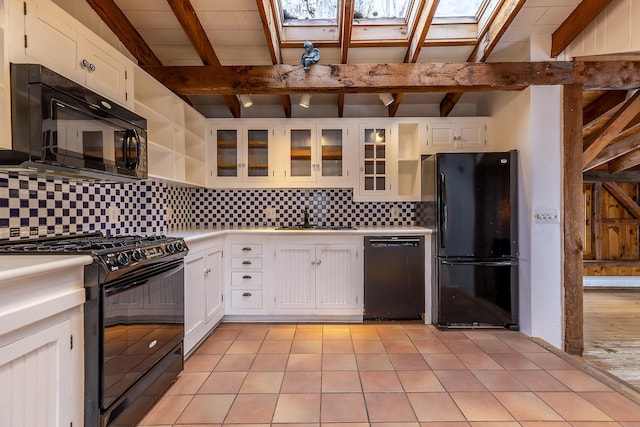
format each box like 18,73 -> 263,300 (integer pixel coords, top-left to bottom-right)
441,260 -> 518,267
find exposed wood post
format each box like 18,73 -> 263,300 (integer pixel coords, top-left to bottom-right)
563,83 -> 584,355
594,183 -> 603,260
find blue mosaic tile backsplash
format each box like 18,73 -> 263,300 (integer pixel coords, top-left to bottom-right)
0,172 -> 416,240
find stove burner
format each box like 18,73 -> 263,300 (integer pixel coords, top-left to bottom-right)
0,233 -> 176,253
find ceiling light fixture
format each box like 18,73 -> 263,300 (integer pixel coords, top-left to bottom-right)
299,93 -> 312,108
379,93 -> 395,106
239,94 -> 253,108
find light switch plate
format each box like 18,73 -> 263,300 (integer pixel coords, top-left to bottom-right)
534,209 -> 559,223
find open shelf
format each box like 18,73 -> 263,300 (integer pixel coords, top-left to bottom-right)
147,142 -> 175,178
134,68 -> 174,121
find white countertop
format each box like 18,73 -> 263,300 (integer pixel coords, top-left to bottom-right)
167,226 -> 432,243
0,255 -> 94,282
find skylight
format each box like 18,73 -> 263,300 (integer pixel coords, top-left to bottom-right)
434,0 -> 486,19
280,0 -> 338,20
354,0 -> 411,20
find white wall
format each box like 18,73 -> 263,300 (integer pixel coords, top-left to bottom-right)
486,86 -> 564,349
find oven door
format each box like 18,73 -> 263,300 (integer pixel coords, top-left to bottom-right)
101,259 -> 184,409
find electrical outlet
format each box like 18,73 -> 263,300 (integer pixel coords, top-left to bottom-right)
390,206 -> 401,219
265,207 -> 276,220
166,207 -> 174,220
108,204 -> 120,223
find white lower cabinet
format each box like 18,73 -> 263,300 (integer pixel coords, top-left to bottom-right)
0,311 -> 82,427
225,237 -> 268,315
0,260 -> 85,427
184,237 -> 224,355
272,238 -> 362,316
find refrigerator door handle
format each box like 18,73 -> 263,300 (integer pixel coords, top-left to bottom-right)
441,260 -> 518,267
440,172 -> 447,249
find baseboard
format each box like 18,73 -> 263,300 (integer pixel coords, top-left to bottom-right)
583,276 -> 640,288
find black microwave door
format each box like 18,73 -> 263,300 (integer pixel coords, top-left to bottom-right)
44,87 -> 144,175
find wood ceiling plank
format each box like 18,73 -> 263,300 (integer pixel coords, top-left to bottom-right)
551,0 -> 615,58
583,90 -> 640,169
145,61 -> 578,95
84,0 -> 161,67
602,182 -> 640,218
439,0 -> 527,117
583,90 -> 628,126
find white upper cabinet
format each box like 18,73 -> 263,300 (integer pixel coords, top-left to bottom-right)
283,123 -> 350,186
426,118 -> 488,152
208,123 -> 275,187
12,0 -> 134,108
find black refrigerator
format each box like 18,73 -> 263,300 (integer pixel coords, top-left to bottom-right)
421,151 -> 519,330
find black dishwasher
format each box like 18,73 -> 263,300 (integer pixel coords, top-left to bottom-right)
364,236 -> 425,320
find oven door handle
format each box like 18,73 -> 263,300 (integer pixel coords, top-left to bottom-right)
104,263 -> 184,296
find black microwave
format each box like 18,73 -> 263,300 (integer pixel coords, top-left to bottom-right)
3,63 -> 147,181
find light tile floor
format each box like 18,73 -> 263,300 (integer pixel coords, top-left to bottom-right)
138,323 -> 640,426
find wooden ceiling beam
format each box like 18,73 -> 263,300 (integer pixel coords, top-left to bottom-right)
338,0 -> 355,117
143,61 -> 640,96
84,0 -> 161,67
551,0 -> 615,58
389,0 -> 439,117
439,0 -> 527,117
167,0 -> 240,118
583,90 -> 628,126
257,0 -> 290,117
167,0 -> 219,67
584,127 -> 640,171
583,90 -> 640,169
608,147 -> 640,174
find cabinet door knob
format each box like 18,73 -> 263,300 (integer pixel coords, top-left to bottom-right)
242,292 -> 252,297
204,267 -> 212,274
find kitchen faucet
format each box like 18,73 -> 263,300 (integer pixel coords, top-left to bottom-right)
302,207 -> 311,227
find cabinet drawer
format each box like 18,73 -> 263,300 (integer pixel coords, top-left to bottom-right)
231,257 -> 263,269
231,271 -> 263,287
231,244 -> 263,256
231,290 -> 263,309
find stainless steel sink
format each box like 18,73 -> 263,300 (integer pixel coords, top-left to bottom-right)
276,225 -> 357,231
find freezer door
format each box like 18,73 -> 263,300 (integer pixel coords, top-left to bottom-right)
436,258 -> 518,328
437,152 -> 517,258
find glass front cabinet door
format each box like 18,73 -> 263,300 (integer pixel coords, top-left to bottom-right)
284,124 -> 347,185
360,125 -> 391,196
209,125 -> 274,186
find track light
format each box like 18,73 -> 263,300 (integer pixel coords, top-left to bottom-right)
299,93 -> 311,108
378,93 -> 395,106
238,94 -> 253,108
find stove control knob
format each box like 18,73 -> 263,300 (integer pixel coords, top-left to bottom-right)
165,243 -> 176,253
131,249 -> 143,262
174,241 -> 184,252
117,252 -> 130,266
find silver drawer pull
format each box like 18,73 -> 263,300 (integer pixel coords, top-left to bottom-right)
242,247 -> 252,251
243,275 -> 252,279
242,292 -> 252,297
242,260 -> 252,265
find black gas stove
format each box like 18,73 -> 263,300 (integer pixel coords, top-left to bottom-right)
0,232 -> 188,278
0,231 -> 188,427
